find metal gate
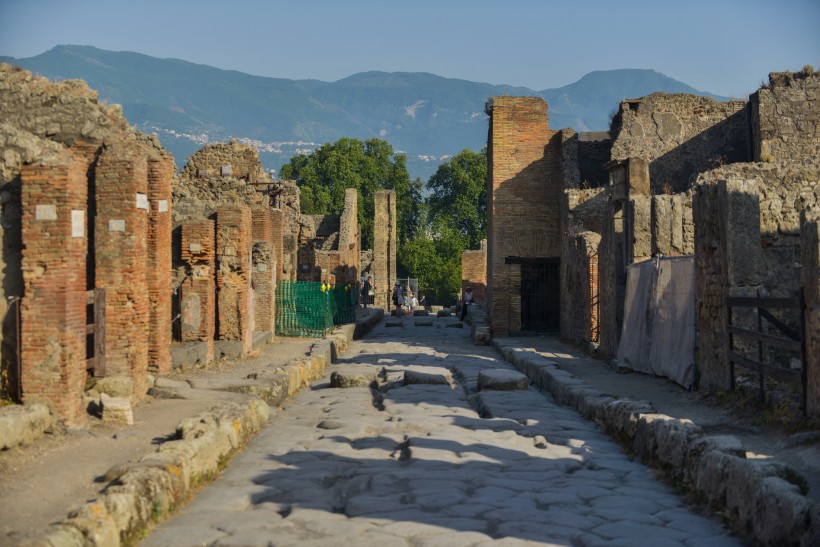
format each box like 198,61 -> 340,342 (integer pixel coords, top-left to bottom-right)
520,259 -> 560,333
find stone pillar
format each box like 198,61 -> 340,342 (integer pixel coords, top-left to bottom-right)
216,205 -> 253,354
252,207 -> 275,335
95,142 -> 150,401
694,179 -> 763,391
180,221 -> 216,364
146,152 -> 173,374
20,150 -> 88,426
271,209 -> 285,283
373,190 -> 397,310
801,207 -> 820,418
339,188 -> 359,283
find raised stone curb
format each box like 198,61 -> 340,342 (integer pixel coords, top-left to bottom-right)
492,338 -> 820,546
22,317 -> 364,546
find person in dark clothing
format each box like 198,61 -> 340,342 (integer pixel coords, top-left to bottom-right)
361,276 -> 372,308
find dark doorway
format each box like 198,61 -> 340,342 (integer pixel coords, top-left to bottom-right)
520,260 -> 560,332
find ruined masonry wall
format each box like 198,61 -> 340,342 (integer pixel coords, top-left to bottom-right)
802,208 -> 820,417
216,206 -> 253,354
252,207 -> 276,335
95,143 -> 150,401
751,70 -> 820,163
147,154 -> 174,374
487,96 -> 561,335
611,93 -> 749,192
373,190 -> 397,310
20,151 -> 88,426
560,231 -> 601,345
461,250 -> 487,304
180,221 -> 216,364
652,192 -> 695,256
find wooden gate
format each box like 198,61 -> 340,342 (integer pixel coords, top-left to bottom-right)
726,290 -> 806,414
86,288 -> 106,377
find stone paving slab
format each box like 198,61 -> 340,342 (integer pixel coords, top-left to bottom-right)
143,316 -> 739,546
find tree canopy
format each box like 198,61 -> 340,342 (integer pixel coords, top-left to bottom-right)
279,137 -> 421,248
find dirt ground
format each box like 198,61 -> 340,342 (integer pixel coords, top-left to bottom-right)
0,336 -> 318,541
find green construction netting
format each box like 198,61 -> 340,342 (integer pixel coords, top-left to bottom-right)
275,281 -> 356,338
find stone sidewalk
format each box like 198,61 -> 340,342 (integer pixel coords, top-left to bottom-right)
143,315 -> 740,546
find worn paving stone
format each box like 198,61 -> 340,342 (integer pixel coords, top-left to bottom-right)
143,317 -> 739,546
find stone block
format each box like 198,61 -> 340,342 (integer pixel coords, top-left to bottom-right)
330,367 -> 378,388
404,370 -> 452,386
101,394 -> 134,425
477,369 -> 529,391
436,310 -> 451,317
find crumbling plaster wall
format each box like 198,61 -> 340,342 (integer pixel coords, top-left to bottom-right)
610,93 -> 750,192
751,70 -> 820,163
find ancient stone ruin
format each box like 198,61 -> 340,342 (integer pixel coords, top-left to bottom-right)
478,68 -> 820,416
0,66 -> 373,427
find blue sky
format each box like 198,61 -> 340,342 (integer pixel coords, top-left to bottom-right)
0,0 -> 817,98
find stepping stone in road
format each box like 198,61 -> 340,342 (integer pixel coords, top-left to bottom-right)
330,366 -> 379,388
404,370 -> 453,386
413,310 -> 430,317
477,369 -> 529,391
385,320 -> 402,328
445,322 -> 464,329
414,319 -> 434,327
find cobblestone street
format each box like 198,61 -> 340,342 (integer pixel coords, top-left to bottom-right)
143,316 -> 738,547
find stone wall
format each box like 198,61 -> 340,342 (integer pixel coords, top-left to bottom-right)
561,129 -> 611,189
252,207 -> 276,335
373,190 -> 397,310
146,153 -> 174,374
751,69 -> 820,163
172,141 -> 268,226
180,221 -> 216,364
487,96 -> 562,336
216,206 -> 253,355
610,93 -> 750,192
652,191 -> 695,256
560,231 -> 601,345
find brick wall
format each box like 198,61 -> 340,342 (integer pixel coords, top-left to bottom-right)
180,221 -> 216,363
751,70 -> 819,163
487,96 -> 562,336
560,231 -> 601,345
373,190 -> 397,309
94,142 -> 150,401
461,250 -> 487,304
20,150 -> 88,426
146,152 -> 173,374
339,188 -> 359,283
252,207 -> 275,334
271,209 -> 285,282
216,205 -> 253,354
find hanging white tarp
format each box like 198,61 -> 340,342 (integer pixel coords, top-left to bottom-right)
615,256 -> 696,388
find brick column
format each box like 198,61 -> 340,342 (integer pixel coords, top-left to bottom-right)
271,209 -> 284,283
20,150 -> 88,426
461,249 -> 487,303
801,208 -> 820,418
217,205 -> 253,354
146,152 -> 173,374
180,221 -> 216,364
95,143 -> 150,401
252,207 -> 275,335
373,190 -> 396,310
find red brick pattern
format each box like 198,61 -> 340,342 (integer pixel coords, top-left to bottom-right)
461,250 -> 487,304
271,209 -> 285,281
252,207 -> 275,334
373,191 -> 397,309
147,153 -> 173,374
94,142 -> 150,401
20,150 -> 88,426
217,205 -> 253,354
487,97 -> 562,335
180,221 -> 216,363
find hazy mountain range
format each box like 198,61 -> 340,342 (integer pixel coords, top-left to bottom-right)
1,45 -> 728,181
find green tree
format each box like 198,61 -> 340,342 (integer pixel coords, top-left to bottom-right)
280,137 -> 420,249
401,149 -> 488,304
427,148 -> 487,250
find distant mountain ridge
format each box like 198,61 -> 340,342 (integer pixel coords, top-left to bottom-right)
0,45 -> 729,180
